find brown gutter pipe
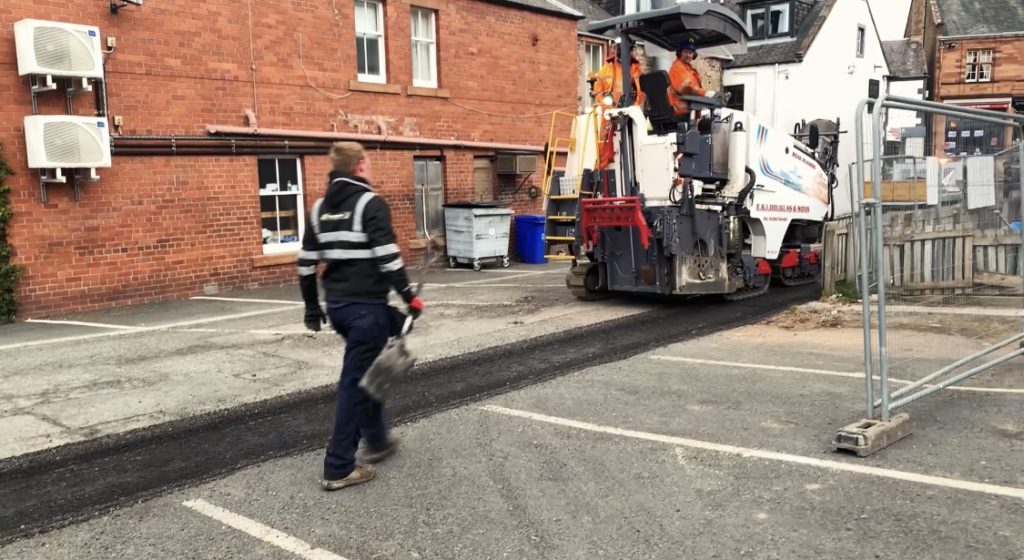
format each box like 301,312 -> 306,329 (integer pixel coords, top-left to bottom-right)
205,125 -> 547,153
112,138 -> 333,156
111,128 -> 566,157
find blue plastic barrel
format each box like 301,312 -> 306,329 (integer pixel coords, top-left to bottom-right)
514,215 -> 547,264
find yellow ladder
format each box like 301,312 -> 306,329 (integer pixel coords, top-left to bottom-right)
541,110 -> 598,261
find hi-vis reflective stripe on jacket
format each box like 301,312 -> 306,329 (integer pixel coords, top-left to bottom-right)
296,173 -> 412,304
298,192 -> 402,274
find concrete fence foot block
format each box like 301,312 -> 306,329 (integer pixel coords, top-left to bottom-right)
832,413 -> 912,457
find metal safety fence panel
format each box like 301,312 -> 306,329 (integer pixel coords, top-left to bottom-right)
853,95 -> 1024,423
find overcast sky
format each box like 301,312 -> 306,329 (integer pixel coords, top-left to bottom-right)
868,0 -> 913,40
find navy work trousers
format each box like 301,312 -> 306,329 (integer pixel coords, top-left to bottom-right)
323,301 -> 392,480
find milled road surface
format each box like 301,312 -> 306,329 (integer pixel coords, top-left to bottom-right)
1,265 -> 648,459
0,285 -> 817,545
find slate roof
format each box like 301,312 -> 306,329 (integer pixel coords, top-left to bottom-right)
724,0 -> 836,68
481,0 -> 585,20
935,0 -> 1024,37
882,39 -> 927,79
556,0 -> 615,33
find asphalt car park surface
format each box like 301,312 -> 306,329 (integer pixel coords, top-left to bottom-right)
2,300 -> 1021,560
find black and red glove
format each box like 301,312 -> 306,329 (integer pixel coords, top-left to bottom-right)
407,296 -> 425,320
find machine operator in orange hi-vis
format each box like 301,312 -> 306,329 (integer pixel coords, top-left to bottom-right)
668,40 -> 714,117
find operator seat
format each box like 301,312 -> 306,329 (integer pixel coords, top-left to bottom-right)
638,70 -> 723,136
638,71 -> 685,135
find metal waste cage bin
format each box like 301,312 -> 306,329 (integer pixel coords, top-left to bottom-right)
443,202 -> 514,271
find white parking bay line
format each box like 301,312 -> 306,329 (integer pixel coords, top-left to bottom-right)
25,319 -> 141,330
0,306 -> 298,352
451,271 -> 549,286
480,405 -> 1024,501
443,268 -> 562,274
183,499 -> 349,560
649,356 -> 1024,396
191,296 -> 304,305
424,284 -> 565,289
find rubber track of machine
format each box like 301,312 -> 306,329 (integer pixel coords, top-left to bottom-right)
567,264 -> 611,301
722,279 -> 770,302
779,266 -> 822,287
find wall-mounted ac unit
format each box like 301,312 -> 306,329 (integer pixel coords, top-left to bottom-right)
14,19 -> 104,79
24,115 -> 111,169
496,153 -> 538,175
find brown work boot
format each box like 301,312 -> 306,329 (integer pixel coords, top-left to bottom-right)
321,465 -> 375,491
361,437 -> 399,464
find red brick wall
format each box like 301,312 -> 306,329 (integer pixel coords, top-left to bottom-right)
0,0 -> 577,318
935,37 -> 1024,101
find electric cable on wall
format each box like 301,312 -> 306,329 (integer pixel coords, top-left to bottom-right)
298,33 -> 353,100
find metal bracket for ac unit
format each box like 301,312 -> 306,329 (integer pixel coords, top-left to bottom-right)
38,168 -> 98,203
67,77 -> 93,96
38,168 -> 66,203
29,75 -> 56,114
30,74 -> 56,94
29,75 -> 98,115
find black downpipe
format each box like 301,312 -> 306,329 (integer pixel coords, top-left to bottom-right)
618,30 -> 633,109
617,30 -> 635,197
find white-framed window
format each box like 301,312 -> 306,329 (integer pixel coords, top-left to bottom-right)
856,25 -> 866,57
258,157 -> 304,255
965,49 -> 994,83
411,7 -> 438,88
355,0 -> 386,83
769,3 -> 790,35
746,2 -> 791,40
748,8 -> 766,37
625,0 -> 652,14
584,42 -> 603,76
414,158 -> 444,238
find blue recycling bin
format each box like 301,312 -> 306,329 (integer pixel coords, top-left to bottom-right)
514,215 -> 547,264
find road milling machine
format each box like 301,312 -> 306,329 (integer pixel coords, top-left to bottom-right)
541,3 -> 841,301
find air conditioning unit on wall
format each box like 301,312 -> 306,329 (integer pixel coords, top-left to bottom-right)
14,19 -> 104,79
24,115 -> 112,169
496,153 -> 538,175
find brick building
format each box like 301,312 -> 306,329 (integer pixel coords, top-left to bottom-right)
906,0 -> 1024,155
1,0 -> 580,319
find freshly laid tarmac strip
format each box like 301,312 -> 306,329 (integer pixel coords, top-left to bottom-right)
481,405 -> 1024,501
0,285 -> 816,544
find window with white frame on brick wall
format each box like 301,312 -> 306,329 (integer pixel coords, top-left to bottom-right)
258,157 -> 305,255
965,49 -> 994,83
411,7 -> 438,88
356,0 -> 387,83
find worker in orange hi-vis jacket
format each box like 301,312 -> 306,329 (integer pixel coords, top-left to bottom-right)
668,40 -> 713,117
592,45 -> 645,170
592,51 -> 645,109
